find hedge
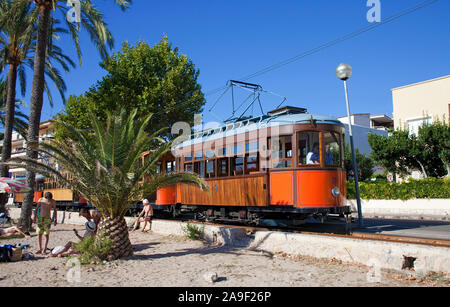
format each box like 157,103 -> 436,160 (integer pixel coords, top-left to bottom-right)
347,178 -> 450,200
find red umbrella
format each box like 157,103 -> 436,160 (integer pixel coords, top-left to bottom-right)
0,177 -> 31,193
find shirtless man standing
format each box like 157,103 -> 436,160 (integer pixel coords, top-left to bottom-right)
33,192 -> 57,254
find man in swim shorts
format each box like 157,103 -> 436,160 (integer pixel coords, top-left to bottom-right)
33,192 -> 57,254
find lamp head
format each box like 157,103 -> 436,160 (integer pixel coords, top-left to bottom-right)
336,63 -> 352,81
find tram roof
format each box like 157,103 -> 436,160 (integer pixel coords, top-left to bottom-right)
175,112 -> 344,148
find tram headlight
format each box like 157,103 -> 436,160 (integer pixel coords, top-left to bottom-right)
331,187 -> 340,197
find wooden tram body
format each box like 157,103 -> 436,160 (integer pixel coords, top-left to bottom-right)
148,106 -> 350,224
13,171 -> 88,208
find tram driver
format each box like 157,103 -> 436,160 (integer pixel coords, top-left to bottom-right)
306,143 -> 320,165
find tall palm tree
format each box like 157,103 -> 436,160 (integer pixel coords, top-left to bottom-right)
0,78 -> 28,214
0,0 -> 75,179
0,79 -> 28,137
18,0 -> 131,230
6,108 -> 208,259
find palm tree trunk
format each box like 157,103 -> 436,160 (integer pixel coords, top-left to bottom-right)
98,216 -> 133,260
19,4 -> 51,231
0,64 -> 17,214
1,64 -> 17,177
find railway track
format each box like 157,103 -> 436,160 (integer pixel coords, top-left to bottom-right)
175,219 -> 450,248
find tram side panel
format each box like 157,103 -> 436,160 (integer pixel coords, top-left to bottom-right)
269,169 -> 347,208
175,174 -> 268,207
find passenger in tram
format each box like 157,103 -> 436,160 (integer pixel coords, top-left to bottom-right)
306,143 -> 320,165
325,145 -> 334,165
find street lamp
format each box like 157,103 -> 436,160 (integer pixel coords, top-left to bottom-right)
336,63 -> 363,228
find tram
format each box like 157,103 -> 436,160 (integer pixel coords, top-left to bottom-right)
13,171 -> 89,209
147,106 -> 350,225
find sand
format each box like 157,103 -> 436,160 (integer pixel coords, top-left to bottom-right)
0,224 -> 448,287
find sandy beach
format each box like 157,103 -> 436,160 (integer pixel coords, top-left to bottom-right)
0,224 -> 448,287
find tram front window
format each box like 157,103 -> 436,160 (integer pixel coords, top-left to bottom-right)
298,131 -> 320,165
324,132 -> 341,166
270,136 -> 292,168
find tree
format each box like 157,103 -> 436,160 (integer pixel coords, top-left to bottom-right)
18,0 -> 131,231
343,142 -> 374,181
6,108 -> 208,259
0,0 -> 75,178
0,79 -> 28,137
368,121 -> 449,179
417,120 -> 449,177
55,38 -> 206,141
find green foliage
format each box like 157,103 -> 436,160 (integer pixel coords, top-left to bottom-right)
7,107 -> 208,219
72,234 -> 113,265
347,178 -> 450,200
55,37 -> 206,142
181,222 -> 205,240
343,142 -> 375,181
369,120 -> 450,178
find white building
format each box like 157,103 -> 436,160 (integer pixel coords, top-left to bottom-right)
337,113 -> 393,156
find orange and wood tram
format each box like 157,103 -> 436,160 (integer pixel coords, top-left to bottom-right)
149,106 -> 350,226
13,171 -> 90,210
11,106 -> 350,226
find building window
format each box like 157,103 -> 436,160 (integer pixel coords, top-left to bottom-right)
407,116 -> 432,136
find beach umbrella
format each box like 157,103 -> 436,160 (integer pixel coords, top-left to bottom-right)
0,178 -> 31,193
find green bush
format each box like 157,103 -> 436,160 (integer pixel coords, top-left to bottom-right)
347,177 -> 450,200
181,222 -> 205,240
72,234 -> 113,265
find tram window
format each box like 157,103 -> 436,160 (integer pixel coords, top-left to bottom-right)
217,158 -> 228,177
246,142 -> 259,152
323,132 -> 341,166
184,163 -> 193,173
156,162 -> 162,174
194,161 -> 204,177
195,152 -> 204,160
166,161 -> 176,174
232,144 -> 243,155
270,136 -> 292,169
218,148 -> 228,157
185,155 -> 193,162
298,131 -> 320,165
232,156 -> 244,176
245,153 -> 259,174
206,160 -> 215,178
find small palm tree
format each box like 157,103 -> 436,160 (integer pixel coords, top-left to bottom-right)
0,0 -> 75,178
6,108 -> 208,259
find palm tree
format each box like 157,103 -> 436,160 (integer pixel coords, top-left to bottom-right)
0,0 -> 75,179
6,108 -> 208,259
0,78 -> 28,214
17,0 -> 130,230
0,79 -> 28,137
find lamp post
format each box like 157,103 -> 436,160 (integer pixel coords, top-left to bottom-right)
336,63 -> 363,228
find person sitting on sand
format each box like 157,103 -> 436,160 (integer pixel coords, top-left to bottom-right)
131,199 -> 153,232
79,208 -> 102,232
50,221 -> 96,258
0,225 -> 31,239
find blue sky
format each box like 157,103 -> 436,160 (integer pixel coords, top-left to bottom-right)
13,0 -> 450,125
